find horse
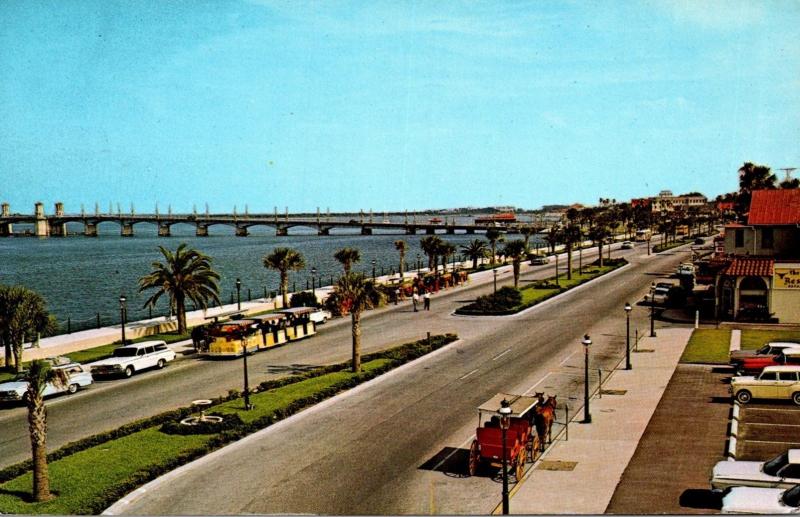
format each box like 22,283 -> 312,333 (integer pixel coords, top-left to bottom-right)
533,394 -> 557,452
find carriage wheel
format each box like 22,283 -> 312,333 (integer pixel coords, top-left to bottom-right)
515,448 -> 526,480
529,434 -> 540,462
467,440 -> 480,476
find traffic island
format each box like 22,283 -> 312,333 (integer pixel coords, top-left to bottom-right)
0,334 -> 457,515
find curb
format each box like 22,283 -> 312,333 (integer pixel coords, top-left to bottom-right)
727,401 -> 740,460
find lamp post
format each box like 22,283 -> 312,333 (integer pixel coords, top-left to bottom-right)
242,335 -> 252,410
236,278 -> 242,311
493,269 -> 498,294
649,282 -> 657,337
582,334 -> 592,423
119,295 -> 127,345
311,267 -> 317,298
372,259 -> 376,281
499,398 -> 512,514
417,253 -> 421,276
624,302 -> 632,370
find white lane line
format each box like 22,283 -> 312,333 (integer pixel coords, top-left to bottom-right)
492,348 -> 512,361
559,350 -> 577,366
524,372 -> 553,394
459,369 -> 479,380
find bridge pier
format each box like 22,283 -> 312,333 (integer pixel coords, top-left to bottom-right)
276,226 -> 288,236
446,227 -> 455,235
236,225 -> 249,237
49,221 -> 67,237
425,227 -> 435,235
466,228 -> 475,234
34,202 -> 49,237
196,224 -> 209,237
405,226 -> 416,235
158,222 -> 171,237
360,226 -> 372,235
121,222 -> 134,237
0,222 -> 12,236
318,226 -> 331,236
84,222 -> 98,237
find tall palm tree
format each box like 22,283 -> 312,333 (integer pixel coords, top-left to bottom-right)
334,247 -> 361,275
0,285 -> 55,372
438,240 -> 457,275
263,247 -> 306,308
419,235 -> 443,275
562,224 -> 582,280
25,359 -> 68,502
587,222 -> 610,267
485,228 -> 503,265
545,224 -> 561,255
394,240 -> 407,281
736,162 -> 777,218
460,239 -> 488,269
502,240 -> 527,288
520,225 -> 536,253
139,244 -> 221,335
333,273 -> 384,372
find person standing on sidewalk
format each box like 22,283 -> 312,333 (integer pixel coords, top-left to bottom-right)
412,289 -> 419,312
423,290 -> 431,311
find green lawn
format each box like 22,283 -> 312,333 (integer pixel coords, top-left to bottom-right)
740,329 -> 800,350
680,329 -> 732,364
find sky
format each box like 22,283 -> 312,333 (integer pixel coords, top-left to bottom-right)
1,0 -> 799,213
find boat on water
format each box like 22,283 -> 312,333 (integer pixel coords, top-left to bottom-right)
429,217 -> 443,224
474,212 -> 517,225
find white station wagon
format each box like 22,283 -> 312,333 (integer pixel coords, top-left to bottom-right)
90,341 -> 176,378
731,366 -> 800,405
0,362 -> 93,403
712,450 -> 800,491
721,484 -> 800,514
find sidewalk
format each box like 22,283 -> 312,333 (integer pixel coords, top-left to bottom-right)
506,327 -> 692,514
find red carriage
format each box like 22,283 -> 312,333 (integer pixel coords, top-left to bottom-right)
467,393 -> 541,480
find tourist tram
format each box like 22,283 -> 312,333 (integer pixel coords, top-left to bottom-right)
277,307 -> 317,341
204,319 -> 262,358
249,313 -> 289,348
468,393 -> 541,480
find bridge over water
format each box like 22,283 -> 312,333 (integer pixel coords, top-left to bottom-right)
0,202 -> 540,237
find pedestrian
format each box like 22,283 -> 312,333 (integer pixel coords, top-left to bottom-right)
394,287 -> 400,305
412,289 -> 419,312
423,290 -> 431,311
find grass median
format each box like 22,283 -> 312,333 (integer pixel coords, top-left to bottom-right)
740,329 -> 800,350
680,329 -> 732,364
0,334 -> 456,515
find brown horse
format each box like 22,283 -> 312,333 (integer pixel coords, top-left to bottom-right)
533,394 -> 557,452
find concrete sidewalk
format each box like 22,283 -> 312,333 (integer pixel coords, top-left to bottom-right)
505,327 -> 692,514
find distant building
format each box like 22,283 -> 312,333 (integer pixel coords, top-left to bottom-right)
650,190 -> 708,212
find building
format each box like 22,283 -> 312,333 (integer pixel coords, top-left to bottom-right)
650,190 -> 708,212
715,189 -> 800,323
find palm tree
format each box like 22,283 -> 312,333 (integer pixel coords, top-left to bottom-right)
333,273 -> 384,372
419,236 -> 443,275
394,240 -> 407,282
437,241 -> 457,279
502,240 -> 527,288
0,285 -> 56,372
545,224 -> 561,255
263,247 -> 306,308
139,244 -> 221,335
334,247 -> 361,275
460,239 -> 488,269
587,222 -> 610,267
485,228 -> 503,265
562,224 -> 582,280
25,359 -> 68,502
520,225 -> 536,253
736,162 -> 777,218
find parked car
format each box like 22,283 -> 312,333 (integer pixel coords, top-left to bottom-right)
737,349 -> 800,376
309,308 -> 332,324
730,342 -> 800,370
0,361 -> 93,403
649,285 -> 670,305
676,263 -> 695,276
721,484 -> 800,514
731,366 -> 800,405
712,449 -> 800,491
529,255 -> 549,265
620,241 -> 634,249
694,238 -> 705,245
90,341 -> 176,378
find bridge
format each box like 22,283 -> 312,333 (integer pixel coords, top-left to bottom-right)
0,202 -> 539,238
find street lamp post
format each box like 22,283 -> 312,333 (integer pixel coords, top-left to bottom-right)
624,302 -> 632,370
499,399 -> 512,514
649,282 -> 657,337
417,254 -> 421,276
372,259 -> 376,281
242,336 -> 252,410
311,267 -> 317,298
493,269 -> 498,294
582,334 -> 592,423
119,295 -> 127,345
236,278 -> 242,311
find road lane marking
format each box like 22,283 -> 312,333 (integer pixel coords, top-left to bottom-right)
459,369 -> 479,380
559,351 -> 577,366
524,373 -> 552,394
492,348 -> 512,361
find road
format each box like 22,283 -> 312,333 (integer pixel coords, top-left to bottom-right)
100,242 -> 694,515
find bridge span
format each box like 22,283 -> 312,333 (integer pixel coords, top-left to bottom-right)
0,202 -> 536,238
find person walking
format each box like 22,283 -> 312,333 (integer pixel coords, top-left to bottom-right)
412,289 -> 419,312
423,290 -> 431,311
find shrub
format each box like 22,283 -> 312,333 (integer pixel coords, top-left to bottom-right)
159,413 -> 244,435
460,286 -> 522,314
290,291 -> 319,308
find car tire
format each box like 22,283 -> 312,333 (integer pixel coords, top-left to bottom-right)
793,392 -> 800,406
157,359 -> 166,369
67,384 -> 78,394
124,366 -> 134,378
736,390 -> 752,404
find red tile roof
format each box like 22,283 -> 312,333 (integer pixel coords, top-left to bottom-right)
748,189 -> 800,225
722,258 -> 775,277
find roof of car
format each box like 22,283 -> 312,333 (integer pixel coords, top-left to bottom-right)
763,365 -> 800,372
768,342 -> 800,347
790,450 -> 800,464
117,340 -> 167,349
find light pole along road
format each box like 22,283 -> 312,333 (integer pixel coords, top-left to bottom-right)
102,242 -> 692,516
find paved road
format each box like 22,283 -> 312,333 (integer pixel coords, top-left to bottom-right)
0,242 -> 645,468
108,243 -> 694,515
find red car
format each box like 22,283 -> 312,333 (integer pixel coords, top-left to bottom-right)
738,349 -> 800,375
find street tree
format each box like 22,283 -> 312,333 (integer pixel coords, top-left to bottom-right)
263,247 -> 306,308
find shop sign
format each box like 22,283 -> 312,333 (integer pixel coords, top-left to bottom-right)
774,268 -> 800,289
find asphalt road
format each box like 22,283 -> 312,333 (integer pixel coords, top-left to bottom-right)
102,242 -> 694,515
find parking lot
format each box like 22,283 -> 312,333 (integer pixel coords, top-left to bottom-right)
737,402 -> 800,460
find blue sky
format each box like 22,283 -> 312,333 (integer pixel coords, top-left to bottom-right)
1,0 -> 798,213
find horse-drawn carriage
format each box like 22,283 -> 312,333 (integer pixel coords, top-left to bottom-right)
467,392 -> 556,479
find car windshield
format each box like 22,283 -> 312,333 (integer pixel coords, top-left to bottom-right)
782,485 -> 800,507
758,344 -> 770,354
764,452 -> 789,476
112,348 -> 138,357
